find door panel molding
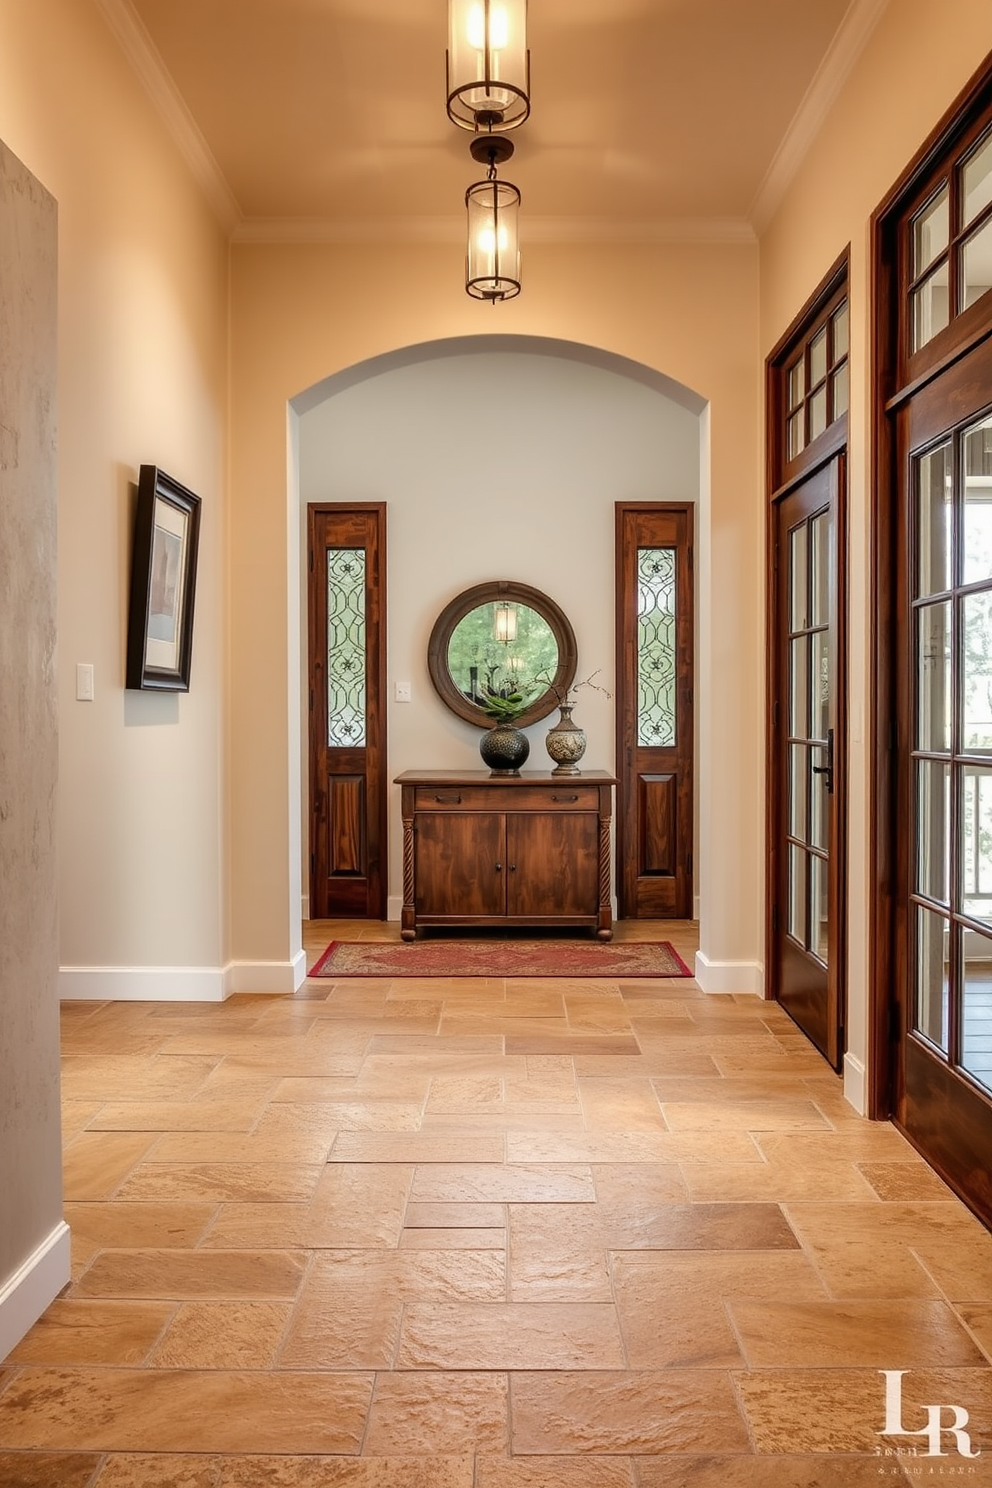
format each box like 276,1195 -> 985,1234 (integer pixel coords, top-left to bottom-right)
615,503 -> 694,919
307,503 -> 387,919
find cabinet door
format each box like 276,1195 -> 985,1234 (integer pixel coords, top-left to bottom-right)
507,812 -> 599,918
415,812 -> 505,916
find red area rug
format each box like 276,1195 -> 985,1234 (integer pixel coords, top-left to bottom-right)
309,939 -> 693,979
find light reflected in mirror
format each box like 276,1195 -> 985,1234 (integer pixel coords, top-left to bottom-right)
448,601 -> 560,710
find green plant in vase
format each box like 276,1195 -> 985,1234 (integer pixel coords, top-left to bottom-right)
478,686 -> 535,775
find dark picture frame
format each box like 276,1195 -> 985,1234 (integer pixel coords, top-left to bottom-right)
126,465 -> 201,691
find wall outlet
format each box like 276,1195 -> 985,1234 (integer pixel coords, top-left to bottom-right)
76,663 -> 95,701
395,681 -> 412,703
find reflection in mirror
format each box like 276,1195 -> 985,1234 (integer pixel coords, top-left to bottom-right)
447,601 -> 560,710
427,581 -> 578,729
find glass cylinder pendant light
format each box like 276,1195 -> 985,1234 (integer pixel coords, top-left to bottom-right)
465,139 -> 521,302
447,0 -> 529,132
493,601 -> 517,642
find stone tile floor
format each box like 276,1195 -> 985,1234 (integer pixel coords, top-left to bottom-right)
2,919 -> 992,1484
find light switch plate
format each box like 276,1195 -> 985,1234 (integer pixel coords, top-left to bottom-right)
76,663 -> 95,701
395,681 -> 412,703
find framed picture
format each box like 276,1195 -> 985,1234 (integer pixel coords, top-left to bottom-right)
125,465 -> 201,691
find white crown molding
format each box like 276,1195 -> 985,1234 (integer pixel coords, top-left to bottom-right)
233,215 -> 756,247
749,0 -> 890,235
92,0 -> 242,235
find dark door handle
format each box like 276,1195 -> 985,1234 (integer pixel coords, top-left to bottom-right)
495,862 -> 502,872
551,794 -> 579,802
811,728 -> 834,795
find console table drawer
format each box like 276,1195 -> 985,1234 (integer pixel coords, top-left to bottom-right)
415,784 -> 600,812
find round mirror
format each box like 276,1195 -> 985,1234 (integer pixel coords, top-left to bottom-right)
427,580 -> 577,729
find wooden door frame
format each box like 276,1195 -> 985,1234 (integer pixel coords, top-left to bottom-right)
614,502 -> 694,920
870,50 -> 992,1121
765,254 -> 849,1023
307,501 -> 388,920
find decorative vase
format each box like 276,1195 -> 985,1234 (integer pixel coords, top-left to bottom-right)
479,723 -> 529,776
545,702 -> 586,775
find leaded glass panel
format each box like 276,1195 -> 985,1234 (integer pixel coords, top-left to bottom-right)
327,549 -> 366,747
637,547 -> 676,747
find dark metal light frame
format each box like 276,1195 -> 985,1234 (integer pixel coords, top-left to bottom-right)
447,0 -> 530,133
465,136 -> 521,301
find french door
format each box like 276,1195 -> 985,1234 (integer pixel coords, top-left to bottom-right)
894,337 -> 992,1215
770,458 -> 846,1065
307,504 -> 387,919
615,503 -> 694,919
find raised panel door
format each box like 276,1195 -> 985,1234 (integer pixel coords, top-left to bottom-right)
415,811 -> 505,918
507,812 -> 598,918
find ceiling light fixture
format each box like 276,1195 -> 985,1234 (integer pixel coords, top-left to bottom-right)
447,0 -> 530,133
465,137 -> 521,302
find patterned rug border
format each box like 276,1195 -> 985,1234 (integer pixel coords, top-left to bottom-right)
309,939 -> 694,979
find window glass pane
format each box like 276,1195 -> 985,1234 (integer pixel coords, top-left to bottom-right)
787,358 -> 805,410
327,549 -> 366,747
788,844 -> 807,944
960,216 -> 992,312
809,328 -> 827,387
916,442 -> 953,596
962,129 -> 992,227
637,548 -> 676,747
788,411 -> 805,460
810,854 -> 829,966
790,523 -> 808,632
962,926 -> 992,1093
809,385 -> 827,442
964,415 -> 992,585
917,601 -> 952,752
790,636 -> 808,739
962,765 -> 992,926
915,905 -> 950,1052
912,261 -> 950,352
811,511 -> 829,628
915,758 -> 950,905
789,743 -> 807,843
811,749 -> 829,852
912,184 -> 949,277
811,630 -> 830,742
831,302 -> 849,362
963,591 -> 992,751
831,364 -> 848,421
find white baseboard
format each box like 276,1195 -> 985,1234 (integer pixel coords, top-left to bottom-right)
60,952 -> 307,1002
387,895 -> 403,923
843,1051 -> 867,1115
0,1221 -> 70,1363
693,951 -> 764,996
226,951 -> 307,995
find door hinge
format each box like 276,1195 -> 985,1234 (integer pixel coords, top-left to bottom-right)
688,545 -> 693,572
889,999 -> 901,1043
771,904 -> 778,933
773,700 -> 779,729
309,549 -> 314,572
687,852 -> 693,878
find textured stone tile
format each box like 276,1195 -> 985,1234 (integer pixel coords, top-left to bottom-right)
578,1081 -> 667,1132
330,1132 -> 504,1163
857,1161 -> 956,1201
87,1098 -> 264,1132
505,1036 -> 641,1056
149,1301 -> 293,1368
364,1371 -> 508,1454
510,1371 -> 749,1454
0,1454 -> 103,1488
410,1163 -> 594,1203
784,1202 -> 981,1299
62,1133 -> 157,1200
8,1300 -> 173,1366
681,1160 -> 876,1203
64,1201 -> 215,1266
590,1163 -> 688,1205
0,1369 -> 374,1453
115,1163 -> 323,1203
60,1056 -> 218,1101
477,1458 -> 635,1487
61,1100 -> 107,1137
660,1099 -> 829,1131
74,1248 -> 306,1300
426,1075 -> 504,1112
634,1456 -> 906,1487
730,1298 -> 988,1367
757,1129 -> 918,1163
506,1132 -> 762,1164
913,1227 -> 992,1300
217,1458 -> 475,1487
93,1455 -> 223,1486
143,1124 -> 338,1165
396,1302 -> 625,1368
400,1228 -> 506,1250
737,1367 -> 992,1454
404,1202 -> 506,1228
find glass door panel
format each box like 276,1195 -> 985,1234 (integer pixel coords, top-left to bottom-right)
915,905 -> 950,1051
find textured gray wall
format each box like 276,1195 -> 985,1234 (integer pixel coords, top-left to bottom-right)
0,140 -> 61,1291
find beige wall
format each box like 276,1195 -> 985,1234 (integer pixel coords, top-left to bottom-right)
0,0 -> 230,998
759,1 -> 992,1104
230,238 -> 764,988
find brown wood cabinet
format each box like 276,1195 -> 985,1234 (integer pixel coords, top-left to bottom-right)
395,770 -> 616,940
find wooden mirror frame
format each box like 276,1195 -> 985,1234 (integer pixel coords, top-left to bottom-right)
427,579 -> 578,729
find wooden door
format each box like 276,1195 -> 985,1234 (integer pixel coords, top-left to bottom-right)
769,458 -> 846,1066
508,812 -> 599,918
308,504 -> 387,919
892,334 -> 992,1216
615,504 -> 694,918
415,812 -> 504,918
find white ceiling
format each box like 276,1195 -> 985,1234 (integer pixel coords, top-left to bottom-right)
98,0 -> 886,239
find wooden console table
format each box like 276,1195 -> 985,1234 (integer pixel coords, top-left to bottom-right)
395,770 -> 616,941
